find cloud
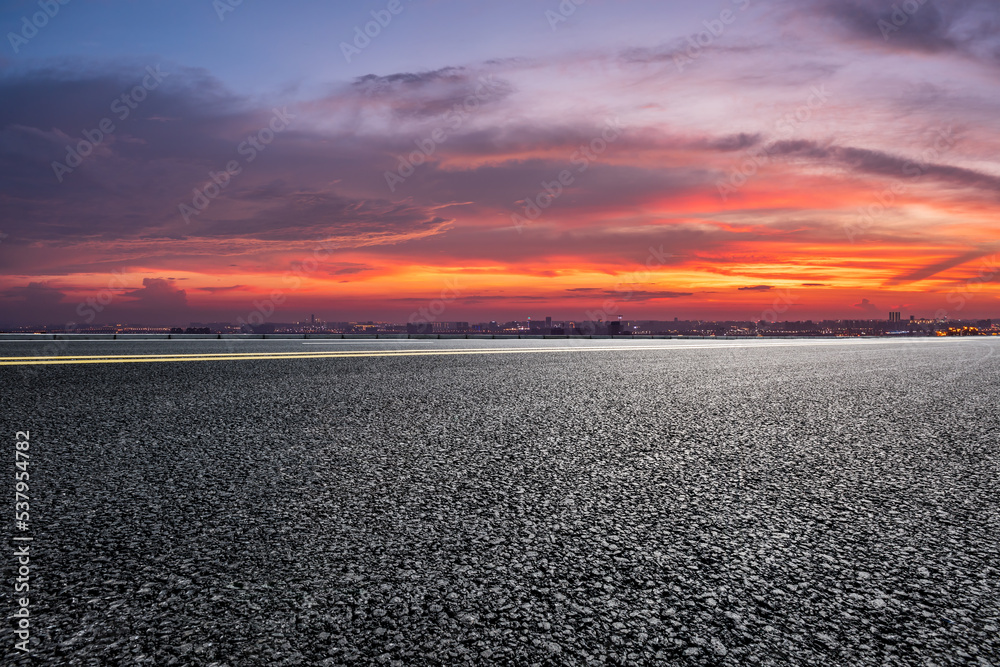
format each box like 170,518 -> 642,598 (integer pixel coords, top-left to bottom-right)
2,25 -> 1000,326
347,66 -> 514,119
4,61 -> 990,288
328,264 -> 374,276
883,249 -> 995,286
122,278 -> 188,308
567,288 -> 694,300
767,139 -> 1000,196
619,290 -> 695,300
389,288 -> 695,305
0,67 -> 463,255
2,281 -> 66,304
621,42 -> 765,66
196,285 -> 245,293
853,297 -> 881,313
72,277 -> 190,326
800,0 -> 1000,65
700,133 -> 764,152
191,188 -> 454,244
0,282 -> 70,325
354,67 -> 469,89
817,0 -> 958,52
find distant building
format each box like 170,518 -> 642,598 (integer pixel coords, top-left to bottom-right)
430,322 -> 469,333
407,322 -> 433,334
889,311 -> 901,323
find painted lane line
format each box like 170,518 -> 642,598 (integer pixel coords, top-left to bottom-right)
0,337 -> 976,362
301,340 -> 436,344
0,338 -> 991,366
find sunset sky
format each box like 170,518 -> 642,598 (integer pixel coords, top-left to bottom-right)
1,0 -> 999,326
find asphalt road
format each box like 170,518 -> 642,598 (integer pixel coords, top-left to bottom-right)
1,338 -> 998,665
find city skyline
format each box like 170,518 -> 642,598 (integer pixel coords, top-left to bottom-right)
4,311 -> 995,337
2,0 -> 1000,326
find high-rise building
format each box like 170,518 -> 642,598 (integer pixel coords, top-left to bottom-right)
889,311 -> 901,323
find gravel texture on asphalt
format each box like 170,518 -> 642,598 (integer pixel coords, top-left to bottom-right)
1,338 -> 998,666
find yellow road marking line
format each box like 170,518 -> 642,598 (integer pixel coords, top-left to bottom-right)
0,349 -> 585,365
0,339 -> 906,361
0,346 -> 670,365
0,338 -> 982,366
0,346 -> 636,362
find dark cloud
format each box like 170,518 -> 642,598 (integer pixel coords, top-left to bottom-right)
394,289 -> 695,306
883,249 -> 995,286
370,221 -> 735,265
78,277 -> 191,326
191,187 -> 453,243
768,140 -> 834,160
349,67 -> 514,119
388,294 -> 552,304
2,64 -> 903,277
853,297 -> 880,313
564,287 -> 693,299
0,66 -> 463,255
805,0 -> 1000,64
621,42 -> 764,66
0,282 -> 70,326
353,67 -> 468,91
1,48 -> 996,327
615,290 -> 695,300
2,281 -> 66,304
328,264 -> 374,276
704,133 -> 763,152
196,285 -> 244,292
122,278 -> 188,308
738,285 -> 774,291
767,139 -> 1000,195
818,0 -> 957,52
